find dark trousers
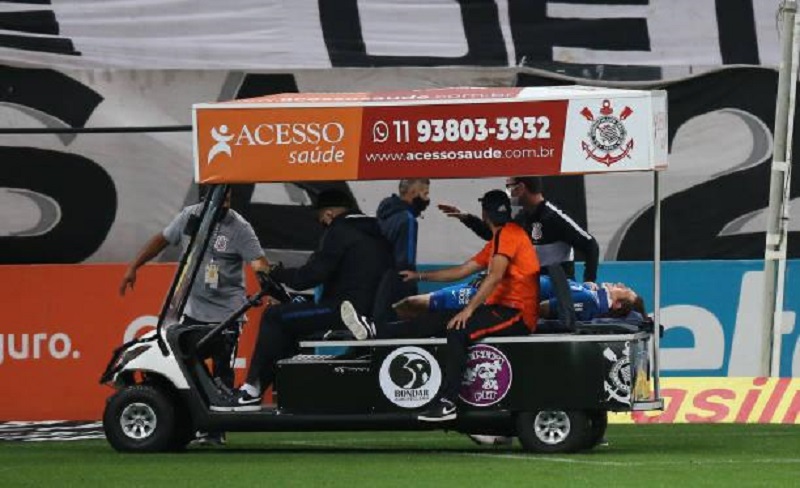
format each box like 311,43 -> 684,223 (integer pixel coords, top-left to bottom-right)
246,300 -> 345,390
439,305 -> 528,401
377,310 -> 455,340
182,316 -> 241,389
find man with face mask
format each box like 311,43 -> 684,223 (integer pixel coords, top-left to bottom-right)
211,189 -> 394,412
439,176 -> 599,282
376,179 -> 431,297
120,185 -> 269,444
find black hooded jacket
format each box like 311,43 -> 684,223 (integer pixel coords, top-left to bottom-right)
271,211 -> 394,312
376,194 -> 419,272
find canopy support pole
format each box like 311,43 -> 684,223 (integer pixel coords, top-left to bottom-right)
652,171 -> 662,399
761,0 -> 798,377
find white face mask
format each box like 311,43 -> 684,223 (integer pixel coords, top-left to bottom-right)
505,187 -> 522,215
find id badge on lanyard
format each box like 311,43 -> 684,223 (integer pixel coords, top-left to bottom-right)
205,258 -> 219,289
204,223 -> 223,289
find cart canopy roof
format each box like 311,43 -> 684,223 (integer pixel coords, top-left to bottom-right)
193,86 -> 667,184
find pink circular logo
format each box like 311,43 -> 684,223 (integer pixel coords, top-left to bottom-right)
459,344 -> 513,407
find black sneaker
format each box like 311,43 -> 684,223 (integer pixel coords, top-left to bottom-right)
418,398 -> 457,422
210,390 -> 261,412
340,301 -> 376,340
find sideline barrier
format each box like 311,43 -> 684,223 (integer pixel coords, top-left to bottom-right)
3,264 -> 800,422
610,378 -> 800,424
0,264 -> 264,421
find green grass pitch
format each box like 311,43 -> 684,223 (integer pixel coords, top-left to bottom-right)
1,424 -> 799,487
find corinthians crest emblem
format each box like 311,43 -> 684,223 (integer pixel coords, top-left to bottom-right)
580,99 -> 634,166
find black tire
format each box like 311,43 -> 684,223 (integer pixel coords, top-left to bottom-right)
583,410 -> 608,450
103,385 -> 178,453
516,410 -> 590,454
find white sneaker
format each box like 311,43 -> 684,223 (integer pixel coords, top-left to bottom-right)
467,435 -> 514,446
340,301 -> 375,340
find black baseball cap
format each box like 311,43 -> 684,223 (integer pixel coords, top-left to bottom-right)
314,189 -> 356,210
479,190 -> 512,225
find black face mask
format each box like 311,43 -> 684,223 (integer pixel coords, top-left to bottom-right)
411,196 -> 430,216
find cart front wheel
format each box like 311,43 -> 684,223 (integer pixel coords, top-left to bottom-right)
103,385 -> 178,452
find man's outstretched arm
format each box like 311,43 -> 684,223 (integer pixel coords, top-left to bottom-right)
438,204 -> 492,241
400,259 -> 484,284
119,233 -> 169,296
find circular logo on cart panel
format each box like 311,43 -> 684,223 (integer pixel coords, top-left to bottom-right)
379,347 -> 441,408
459,344 -> 512,407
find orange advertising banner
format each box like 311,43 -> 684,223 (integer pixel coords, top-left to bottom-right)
610,378 -> 800,424
195,105 -> 364,183
194,86 -> 665,183
0,264 -> 265,421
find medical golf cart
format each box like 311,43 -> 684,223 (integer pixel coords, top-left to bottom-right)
101,86 -> 667,453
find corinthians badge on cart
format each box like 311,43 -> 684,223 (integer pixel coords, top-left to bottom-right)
602,343 -> 631,406
580,99 -> 634,167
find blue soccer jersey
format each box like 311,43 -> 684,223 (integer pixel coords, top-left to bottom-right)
428,276 -> 610,321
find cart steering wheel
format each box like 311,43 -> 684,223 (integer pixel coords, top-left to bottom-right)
256,264 -> 292,304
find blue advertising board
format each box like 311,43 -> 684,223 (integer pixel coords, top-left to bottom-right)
420,260 -> 800,377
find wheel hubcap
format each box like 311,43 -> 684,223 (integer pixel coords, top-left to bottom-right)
120,402 -> 157,440
533,411 -> 571,445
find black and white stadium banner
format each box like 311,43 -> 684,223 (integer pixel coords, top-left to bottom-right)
0,0 -> 781,70
0,66 -> 798,265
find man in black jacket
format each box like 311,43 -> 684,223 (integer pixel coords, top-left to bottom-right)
211,189 -> 394,411
439,176 -> 599,282
376,179 -> 430,298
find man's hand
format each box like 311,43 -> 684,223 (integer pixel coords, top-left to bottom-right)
437,203 -> 467,220
448,308 -> 474,330
399,270 -> 419,282
256,269 -> 272,291
119,268 -> 137,296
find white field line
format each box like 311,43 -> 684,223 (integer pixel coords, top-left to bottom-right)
454,453 -> 633,466
254,437 -> 800,468
254,441 -> 800,467
454,452 -> 800,467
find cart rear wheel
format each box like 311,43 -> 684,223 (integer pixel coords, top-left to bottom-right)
516,410 -> 590,454
103,385 -> 178,452
584,410 -> 608,450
